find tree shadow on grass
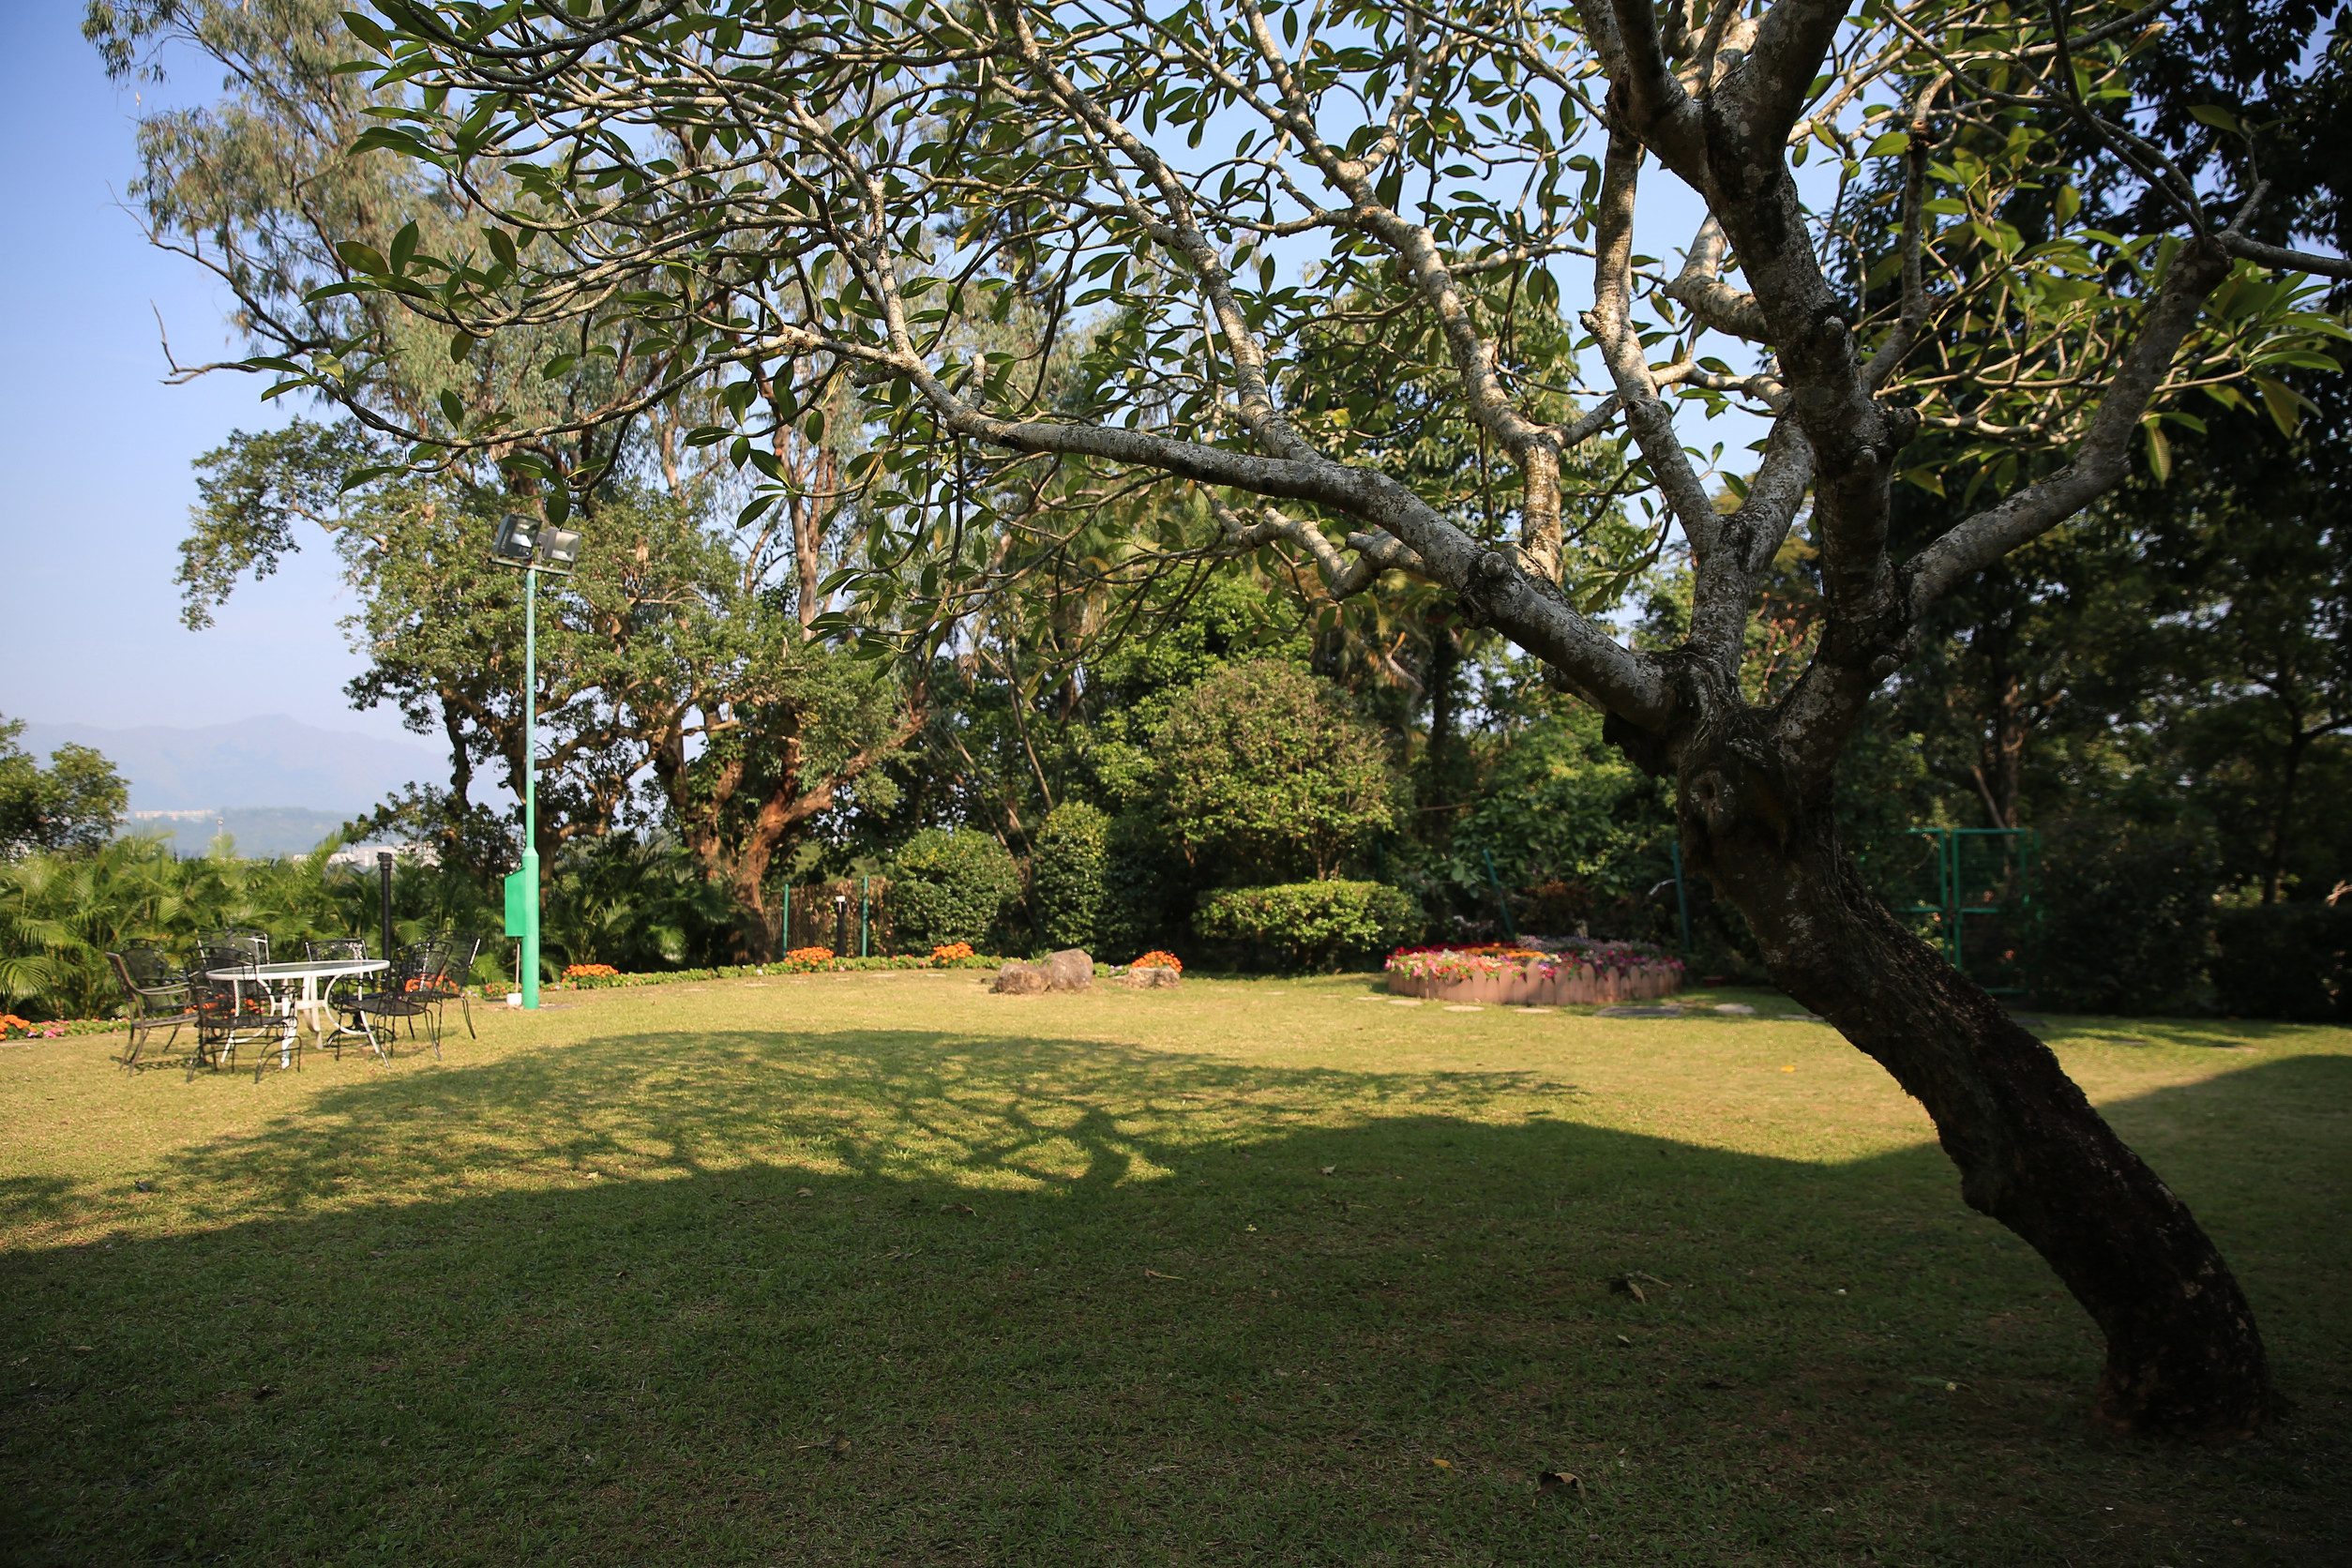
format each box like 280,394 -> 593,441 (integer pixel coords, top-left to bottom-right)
2,1030 -> 2346,1567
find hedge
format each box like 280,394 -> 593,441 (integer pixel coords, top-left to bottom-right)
1194,880 -> 1420,971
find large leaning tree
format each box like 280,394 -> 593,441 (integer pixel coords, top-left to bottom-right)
254,0 -> 2344,1433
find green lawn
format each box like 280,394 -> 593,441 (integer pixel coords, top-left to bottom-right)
3,973 -> 2345,1566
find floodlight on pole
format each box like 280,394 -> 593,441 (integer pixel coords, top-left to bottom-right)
490,509 -> 582,1010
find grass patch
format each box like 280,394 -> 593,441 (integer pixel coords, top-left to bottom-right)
3,974 -> 2346,1565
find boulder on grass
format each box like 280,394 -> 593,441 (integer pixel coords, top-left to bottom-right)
1122,965 -> 1180,989
993,961 -> 1050,995
1045,949 -> 1095,991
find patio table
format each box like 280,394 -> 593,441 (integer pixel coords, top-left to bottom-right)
204,957 -> 389,1066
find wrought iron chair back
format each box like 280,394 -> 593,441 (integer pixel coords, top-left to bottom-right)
106,948 -> 196,1069
344,943 -> 443,1060
201,928 -> 270,964
423,934 -> 484,1039
186,957 -> 297,1081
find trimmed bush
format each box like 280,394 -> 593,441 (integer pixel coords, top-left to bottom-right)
1195,880 -> 1421,971
1097,809 -> 1182,959
887,829 -> 1022,950
1032,802 -> 1110,952
2023,820 -> 2218,1015
1156,661 -> 1402,882
2212,902 -> 2351,1021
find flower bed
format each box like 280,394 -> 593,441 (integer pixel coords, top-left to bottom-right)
549,952 -> 1008,992
1384,941 -> 1683,1005
3,1015 -> 148,1040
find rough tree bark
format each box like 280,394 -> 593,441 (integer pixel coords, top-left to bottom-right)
656,702 -> 924,961
1611,670 -> 2270,1435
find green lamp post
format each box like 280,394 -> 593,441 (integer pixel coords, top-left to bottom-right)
491,512 -> 583,1009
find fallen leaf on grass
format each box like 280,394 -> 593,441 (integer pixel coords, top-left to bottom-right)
795,1187 -> 813,1198
1538,1470 -> 1582,1493
1319,1166 -> 1335,1175
1144,1269 -> 1184,1280
1608,1274 -> 1647,1303
1429,1457 -> 1453,1470
941,1202 -> 976,1215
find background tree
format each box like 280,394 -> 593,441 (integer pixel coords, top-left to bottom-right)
92,0 -> 927,957
0,719 -> 129,859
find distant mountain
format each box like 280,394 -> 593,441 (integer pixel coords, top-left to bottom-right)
16,716 -> 444,814
122,807 -> 361,859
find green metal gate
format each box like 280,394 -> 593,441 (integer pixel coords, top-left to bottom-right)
1898,827 -> 2040,994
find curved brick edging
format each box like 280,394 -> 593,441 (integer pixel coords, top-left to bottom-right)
1386,962 -> 1682,1006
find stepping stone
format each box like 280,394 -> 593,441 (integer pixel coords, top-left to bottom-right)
1387,998 -> 1424,1006
1775,1012 -> 1826,1022
1713,1003 -> 1756,1016
1594,1005 -> 1683,1018
1515,1007 -> 1556,1015
1353,996 -> 1389,1003
1443,1004 -> 1484,1012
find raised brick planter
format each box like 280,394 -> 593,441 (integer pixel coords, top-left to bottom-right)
1383,946 -> 1683,1006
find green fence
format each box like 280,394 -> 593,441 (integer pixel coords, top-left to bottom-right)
1895,827 -> 2040,995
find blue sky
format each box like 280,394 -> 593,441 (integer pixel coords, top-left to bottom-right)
0,1 -> 411,744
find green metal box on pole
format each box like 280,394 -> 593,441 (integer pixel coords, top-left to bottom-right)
503,861 -> 540,1008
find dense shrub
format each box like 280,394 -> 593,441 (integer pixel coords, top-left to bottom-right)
1156,662 -> 1401,882
1195,880 -> 1420,971
887,829 -> 1021,950
1032,802 -> 1110,952
1096,809 -> 1184,961
1450,707 -> 1670,928
2212,902 -> 2351,1021
2023,820 -> 2218,1015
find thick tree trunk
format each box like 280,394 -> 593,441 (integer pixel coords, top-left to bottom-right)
1666,710 -> 2273,1437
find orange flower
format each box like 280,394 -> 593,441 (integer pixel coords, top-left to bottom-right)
564,963 -> 620,978
930,942 -> 975,963
785,946 -> 834,965
1130,951 -> 1183,973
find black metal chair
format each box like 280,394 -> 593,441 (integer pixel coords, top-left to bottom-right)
189,947 -> 298,1082
106,946 -> 195,1069
413,934 -> 481,1041
340,943 -> 442,1061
